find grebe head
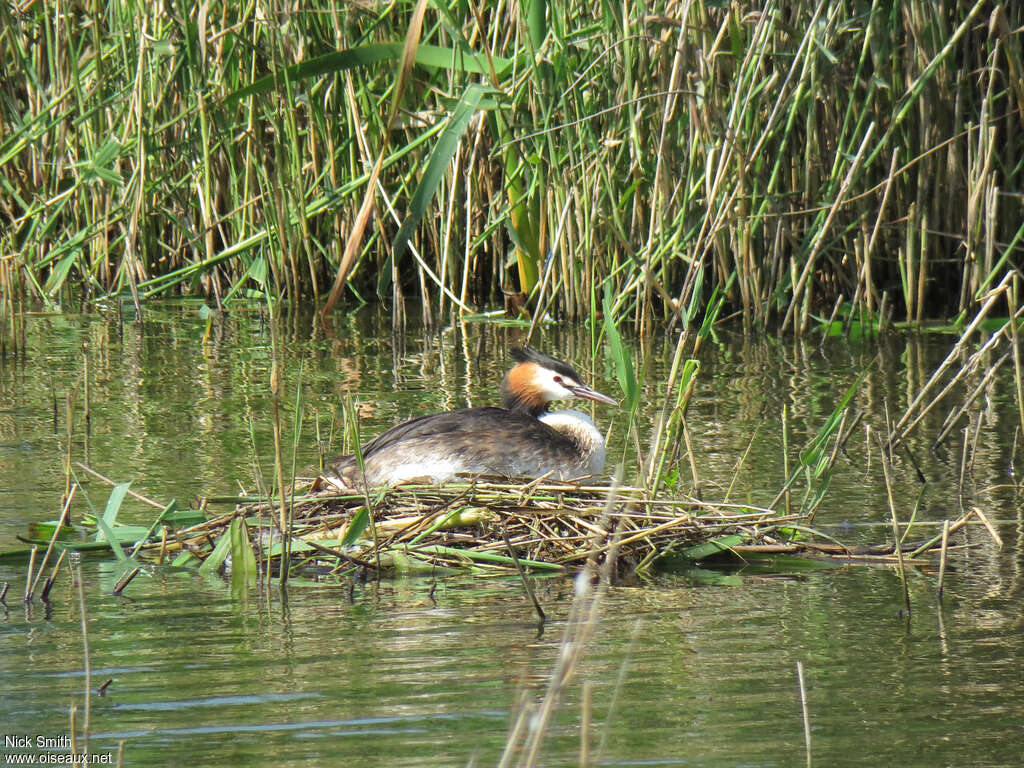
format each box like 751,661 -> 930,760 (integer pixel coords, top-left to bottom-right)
500,347 -> 618,416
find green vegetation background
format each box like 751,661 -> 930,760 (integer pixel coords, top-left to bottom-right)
2,0 -> 1022,332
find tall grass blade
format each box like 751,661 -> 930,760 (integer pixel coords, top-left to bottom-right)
381,83 -> 489,294
602,284 -> 639,417
321,0 -> 430,316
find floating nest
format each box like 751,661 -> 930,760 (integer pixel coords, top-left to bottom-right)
144,479 -> 807,578
11,472 -> 997,599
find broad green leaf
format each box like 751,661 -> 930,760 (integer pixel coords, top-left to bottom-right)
674,566 -> 745,586
681,534 -> 746,560
340,507 -> 371,547
95,517 -> 128,562
229,517 -> 258,591
44,252 -> 78,296
415,544 -> 564,571
28,521 -> 88,541
172,551 -> 200,568
225,44 -> 512,105
101,482 -> 132,528
198,524 -> 233,574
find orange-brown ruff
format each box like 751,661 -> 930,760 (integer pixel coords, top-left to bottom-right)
323,347 -> 617,489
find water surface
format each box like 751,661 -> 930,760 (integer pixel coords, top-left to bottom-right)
1,305 -> 1021,766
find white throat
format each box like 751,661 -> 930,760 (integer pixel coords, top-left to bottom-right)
538,409 -> 606,475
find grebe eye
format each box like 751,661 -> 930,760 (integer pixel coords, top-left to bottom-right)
553,375 -> 563,384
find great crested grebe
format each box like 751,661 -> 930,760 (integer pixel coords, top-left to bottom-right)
323,347 -> 617,489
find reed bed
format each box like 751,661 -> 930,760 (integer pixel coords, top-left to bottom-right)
2,0 -> 1022,334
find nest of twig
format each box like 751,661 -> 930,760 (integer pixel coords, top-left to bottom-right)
145,479 -> 800,577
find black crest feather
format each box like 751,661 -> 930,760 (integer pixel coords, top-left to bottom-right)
508,347 -> 581,381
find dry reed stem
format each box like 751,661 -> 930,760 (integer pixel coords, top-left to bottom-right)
937,519 -> 951,601
887,271 -> 1014,447
75,462 -> 164,509
517,485 -> 622,767
969,506 -> 1003,549
878,433 -> 912,615
797,660 -> 812,768
933,352 -> 1009,447
74,559 -> 91,759
27,485 -> 75,600
24,546 -> 36,603
784,122 -> 877,334
112,567 -> 141,596
40,549 -> 67,602
1008,277 -> 1024,440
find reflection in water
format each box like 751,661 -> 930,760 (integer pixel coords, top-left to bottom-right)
1,563 -> 1022,767
1,306 -> 1022,766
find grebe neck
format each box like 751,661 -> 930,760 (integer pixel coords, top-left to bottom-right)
538,409 -> 606,475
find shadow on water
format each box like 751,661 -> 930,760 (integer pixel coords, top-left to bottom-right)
1,305 -> 1023,766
